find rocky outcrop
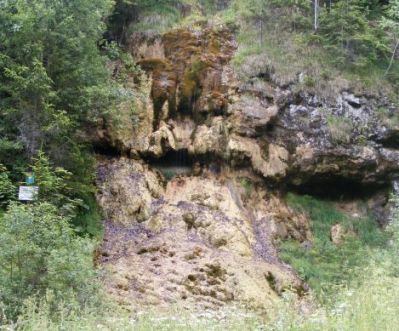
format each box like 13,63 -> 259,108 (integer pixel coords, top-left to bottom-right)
97,158 -> 164,224
94,23 -> 398,312
97,158 -> 309,311
271,90 -> 399,188
130,27 -> 236,130
97,26 -> 399,191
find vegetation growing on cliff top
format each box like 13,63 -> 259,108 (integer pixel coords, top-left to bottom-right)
108,0 -> 399,97
229,0 -> 399,97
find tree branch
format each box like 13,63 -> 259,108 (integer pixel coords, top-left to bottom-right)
385,38 -> 399,77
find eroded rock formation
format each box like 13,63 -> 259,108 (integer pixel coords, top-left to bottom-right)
97,158 -> 309,311
97,27 -> 399,189
94,24 -> 398,312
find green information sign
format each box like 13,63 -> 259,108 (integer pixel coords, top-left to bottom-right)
26,173 -> 35,185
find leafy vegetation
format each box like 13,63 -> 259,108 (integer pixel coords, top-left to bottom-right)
279,193 -> 389,299
0,165 -> 16,207
0,0 -> 128,236
240,177 -> 254,200
0,203 -> 99,319
228,0 -> 398,97
0,0 -> 116,322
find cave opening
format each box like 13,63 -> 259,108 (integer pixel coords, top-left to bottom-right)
148,149 -> 193,167
146,149 -> 194,180
93,143 -> 121,158
377,135 -> 399,149
145,149 -> 226,180
289,176 -> 390,201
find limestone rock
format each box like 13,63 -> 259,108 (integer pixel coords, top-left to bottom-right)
95,25 -> 399,189
230,94 -> 278,137
191,117 -> 228,155
97,162 -> 307,312
130,27 -> 236,124
96,158 -> 164,224
88,20 -> 399,318
147,121 -> 176,157
227,135 -> 288,179
330,224 -> 345,245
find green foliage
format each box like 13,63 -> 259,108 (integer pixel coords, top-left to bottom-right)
108,0 -> 183,39
240,177 -> 254,199
318,1 -> 389,68
380,0 -> 399,80
230,0 -> 398,94
0,139 -> 23,171
0,0 -> 114,158
279,193 -> 389,299
0,0 -> 118,236
235,0 -> 311,29
0,203 -> 99,319
161,169 -> 178,181
14,301 -> 263,331
31,151 -> 82,218
266,270 -> 399,330
0,164 -> 16,207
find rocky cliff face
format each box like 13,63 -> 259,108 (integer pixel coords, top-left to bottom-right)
94,25 -> 398,312
97,158 -> 309,311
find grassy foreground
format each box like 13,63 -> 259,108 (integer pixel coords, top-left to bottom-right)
1,195 -> 398,331
4,271 -> 399,331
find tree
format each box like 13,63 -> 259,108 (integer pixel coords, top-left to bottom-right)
0,0 -> 114,160
381,0 -> 399,76
0,164 -> 16,207
107,0 -> 181,43
0,203 -> 98,318
31,150 -> 83,218
0,0 -> 118,234
314,0 -> 320,31
318,0 -> 389,67
239,0 -> 311,45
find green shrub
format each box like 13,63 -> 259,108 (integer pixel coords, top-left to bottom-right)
14,300 -> 263,331
280,193 -> 389,300
318,1 -> 389,69
4,194 -> 399,330
0,164 -> 16,207
161,169 -> 178,181
30,151 -> 83,219
0,203 -> 99,319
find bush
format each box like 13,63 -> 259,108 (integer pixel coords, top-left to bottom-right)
0,164 -> 16,207
0,203 -> 99,319
267,194 -> 399,331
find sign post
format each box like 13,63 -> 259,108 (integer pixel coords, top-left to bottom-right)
26,173 -> 35,185
19,172 -> 39,202
18,186 -> 39,201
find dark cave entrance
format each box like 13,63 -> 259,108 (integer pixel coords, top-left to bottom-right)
287,176 -> 394,226
288,176 -> 390,201
145,149 -> 225,180
147,149 -> 193,168
93,143 -> 121,158
146,149 -> 194,180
